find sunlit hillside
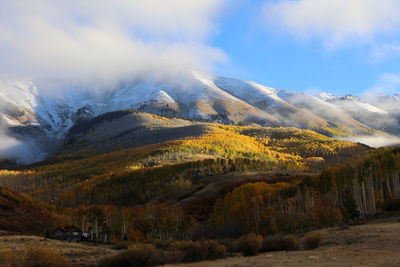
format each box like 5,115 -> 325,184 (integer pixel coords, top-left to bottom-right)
0,119 -> 368,208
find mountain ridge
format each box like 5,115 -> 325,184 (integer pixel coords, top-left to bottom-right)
0,71 -> 399,163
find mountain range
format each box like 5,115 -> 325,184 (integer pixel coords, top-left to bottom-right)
0,71 -> 399,163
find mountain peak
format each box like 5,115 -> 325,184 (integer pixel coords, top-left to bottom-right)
318,92 -> 337,101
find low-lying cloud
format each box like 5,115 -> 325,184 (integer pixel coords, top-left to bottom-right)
0,130 -> 42,164
361,73 -> 400,114
338,135 -> 400,148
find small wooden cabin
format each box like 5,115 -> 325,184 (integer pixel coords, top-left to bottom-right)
49,225 -> 83,242
64,225 -> 82,242
51,228 -> 66,240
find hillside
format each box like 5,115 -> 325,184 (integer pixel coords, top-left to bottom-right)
0,115 -> 398,267
208,147 -> 400,237
63,110 -> 202,154
0,112 -> 398,256
0,184 -> 57,234
0,117 -> 369,207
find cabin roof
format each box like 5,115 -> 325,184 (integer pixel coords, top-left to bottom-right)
63,225 -> 82,232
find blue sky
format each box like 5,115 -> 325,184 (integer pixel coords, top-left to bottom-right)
1,0 -> 400,96
210,0 -> 400,95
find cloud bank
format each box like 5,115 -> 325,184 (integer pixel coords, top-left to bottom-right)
262,0 -> 400,47
338,135 -> 400,148
0,129 -> 42,164
0,0 -> 227,83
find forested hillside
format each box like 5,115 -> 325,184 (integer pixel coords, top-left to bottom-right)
0,123 -> 367,206
41,146 -> 398,243
2,115 -> 399,246
211,147 -> 400,237
0,185 -> 58,234
0,146 -> 393,244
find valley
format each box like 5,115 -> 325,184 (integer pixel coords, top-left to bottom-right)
0,107 -> 399,267
2,2 -> 400,266
0,70 -> 399,267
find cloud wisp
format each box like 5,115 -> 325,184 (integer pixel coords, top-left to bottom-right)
366,73 -> 400,95
262,0 -> 400,48
0,128 -> 43,164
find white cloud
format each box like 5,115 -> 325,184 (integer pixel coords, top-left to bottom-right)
367,73 -> 400,95
0,129 -> 42,164
0,0 -> 227,83
338,135 -> 400,148
262,0 -> 400,47
362,73 -> 400,114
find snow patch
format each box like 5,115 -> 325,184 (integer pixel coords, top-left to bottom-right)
318,92 -> 337,101
353,101 -> 388,114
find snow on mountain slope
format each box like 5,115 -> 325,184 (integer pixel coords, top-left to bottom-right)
213,74 -> 282,104
82,71 -> 281,125
353,101 -> 388,114
0,80 -> 40,126
332,95 -> 388,114
212,75 -> 330,129
0,80 -> 66,133
0,80 -> 64,163
1,71 -> 400,163
362,94 -> 400,115
318,92 -> 338,102
317,94 -> 399,134
279,91 -> 371,133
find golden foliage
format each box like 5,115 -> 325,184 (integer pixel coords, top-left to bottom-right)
0,124 -> 368,207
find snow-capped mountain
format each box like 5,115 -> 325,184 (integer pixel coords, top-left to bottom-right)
0,71 -> 399,163
317,93 -> 399,133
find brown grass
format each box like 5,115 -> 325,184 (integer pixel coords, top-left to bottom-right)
0,235 -> 117,266
303,232 -> 323,250
162,216 -> 400,267
99,244 -> 165,267
0,246 -> 68,267
262,234 -> 299,252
